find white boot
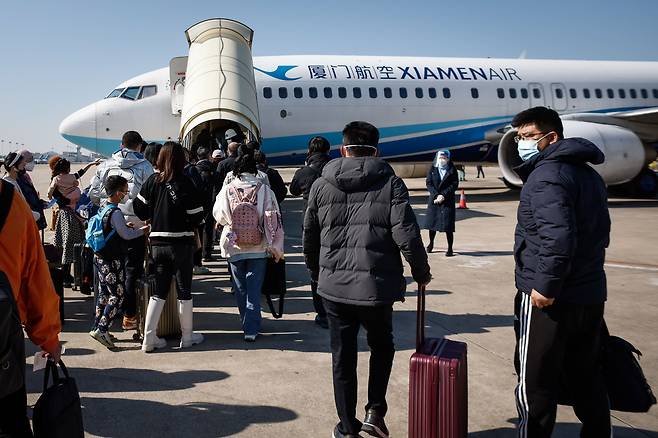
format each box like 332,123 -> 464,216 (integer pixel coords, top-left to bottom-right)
178,299 -> 204,348
141,297 -> 167,352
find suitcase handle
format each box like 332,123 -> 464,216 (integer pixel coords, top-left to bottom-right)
416,285 -> 426,352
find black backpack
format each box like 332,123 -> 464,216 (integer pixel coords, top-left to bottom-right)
0,182 -> 25,399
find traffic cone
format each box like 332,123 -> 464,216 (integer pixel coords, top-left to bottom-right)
457,189 -> 468,209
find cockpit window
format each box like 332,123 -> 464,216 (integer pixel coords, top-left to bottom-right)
139,85 -> 157,99
106,88 -> 125,98
120,87 -> 141,100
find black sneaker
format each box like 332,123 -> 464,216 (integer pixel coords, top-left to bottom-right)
315,315 -> 329,329
361,410 -> 389,438
332,424 -> 361,438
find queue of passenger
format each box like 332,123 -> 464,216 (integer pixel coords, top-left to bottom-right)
0,107 -> 617,437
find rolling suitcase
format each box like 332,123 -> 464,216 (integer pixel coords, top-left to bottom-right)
137,276 -> 181,339
409,286 -> 468,438
72,243 -> 93,295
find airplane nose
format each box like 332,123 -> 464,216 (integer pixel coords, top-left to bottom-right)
59,103 -> 97,145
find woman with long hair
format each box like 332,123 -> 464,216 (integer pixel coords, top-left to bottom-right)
133,142 -> 206,352
213,145 -> 284,342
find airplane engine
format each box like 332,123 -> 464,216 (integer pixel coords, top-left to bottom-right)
498,120 -> 651,189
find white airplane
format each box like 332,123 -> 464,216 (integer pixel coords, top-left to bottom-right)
59,19 -> 658,195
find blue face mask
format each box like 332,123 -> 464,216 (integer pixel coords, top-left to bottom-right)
517,132 -> 550,161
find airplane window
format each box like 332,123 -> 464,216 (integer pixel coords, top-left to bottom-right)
443,88 -> 451,98
352,87 -> 361,98
509,88 -> 517,99
369,87 -> 378,98
338,87 -> 347,98
521,88 -> 528,99
263,87 -> 272,99
106,88 -> 125,98
139,85 -> 157,99
653,89 -> 658,99
569,88 -> 577,99
415,88 -> 423,98
630,89 -> 637,99
641,89 -> 648,98
309,87 -> 318,99
618,89 -> 626,99
384,87 -> 392,98
595,89 -> 602,99
278,87 -> 288,98
120,87 -> 141,100
294,87 -> 303,98
324,87 -> 333,98
471,88 -> 479,99
607,88 -> 614,98
399,88 -> 408,98
583,88 -> 591,99
532,88 -> 541,99
497,88 -> 505,99
428,88 -> 437,99
554,88 -> 564,99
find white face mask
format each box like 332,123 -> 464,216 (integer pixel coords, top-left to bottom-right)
517,132 -> 551,161
25,162 -> 35,172
438,158 -> 449,168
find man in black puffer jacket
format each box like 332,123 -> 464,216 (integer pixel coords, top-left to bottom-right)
291,136 -> 333,327
511,107 -> 611,438
304,121 -> 431,438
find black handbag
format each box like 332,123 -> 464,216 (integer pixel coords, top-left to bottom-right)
605,332 -> 657,412
262,257 -> 286,319
559,322 -> 657,413
33,360 -> 84,438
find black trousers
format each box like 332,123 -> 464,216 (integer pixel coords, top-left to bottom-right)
152,243 -> 195,300
323,298 -> 395,435
311,279 -> 326,318
122,234 -> 146,318
202,216 -> 215,259
0,385 -> 33,437
514,291 -> 610,438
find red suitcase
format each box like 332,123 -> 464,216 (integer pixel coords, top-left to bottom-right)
409,286 -> 468,437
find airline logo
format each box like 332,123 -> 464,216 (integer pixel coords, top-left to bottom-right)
255,64 -> 522,81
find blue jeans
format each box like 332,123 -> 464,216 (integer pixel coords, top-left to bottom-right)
229,258 -> 267,336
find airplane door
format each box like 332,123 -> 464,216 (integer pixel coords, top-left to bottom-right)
528,83 -> 545,107
550,83 -> 568,111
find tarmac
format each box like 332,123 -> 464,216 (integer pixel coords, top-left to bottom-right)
22,164 -> 658,437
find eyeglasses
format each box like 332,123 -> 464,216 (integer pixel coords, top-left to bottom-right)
514,132 -> 548,143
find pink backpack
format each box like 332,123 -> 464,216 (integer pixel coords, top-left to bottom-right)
228,182 -> 263,246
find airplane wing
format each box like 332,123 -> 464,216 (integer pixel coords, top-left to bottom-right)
561,107 -> 658,142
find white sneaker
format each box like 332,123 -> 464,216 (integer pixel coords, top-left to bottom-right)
193,266 -> 210,275
90,328 -> 115,349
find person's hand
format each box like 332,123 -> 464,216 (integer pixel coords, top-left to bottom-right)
531,289 -> 555,308
436,194 -> 445,204
140,224 -> 150,237
269,247 -> 284,263
43,343 -> 62,363
417,274 -> 432,289
126,222 -> 135,229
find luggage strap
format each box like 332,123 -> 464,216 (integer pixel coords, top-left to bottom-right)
43,360 -> 70,391
0,181 -> 15,233
416,285 -> 426,353
266,294 -> 284,319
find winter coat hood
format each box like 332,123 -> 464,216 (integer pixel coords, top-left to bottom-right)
322,157 -> 395,193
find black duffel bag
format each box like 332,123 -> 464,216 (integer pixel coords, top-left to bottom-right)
33,360 -> 84,438
559,322 -> 656,413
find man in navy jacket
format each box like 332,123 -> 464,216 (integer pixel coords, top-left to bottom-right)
511,107 -> 611,437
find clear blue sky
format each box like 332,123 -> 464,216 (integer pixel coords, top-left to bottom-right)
1,0 -> 657,153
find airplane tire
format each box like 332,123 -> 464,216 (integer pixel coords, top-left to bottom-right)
633,168 -> 658,198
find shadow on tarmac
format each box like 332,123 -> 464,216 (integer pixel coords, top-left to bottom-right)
80,398 -> 297,437
470,422 -> 658,437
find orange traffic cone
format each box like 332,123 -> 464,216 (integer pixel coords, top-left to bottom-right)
457,189 -> 468,209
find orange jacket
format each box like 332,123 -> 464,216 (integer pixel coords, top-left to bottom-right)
0,181 -> 61,353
